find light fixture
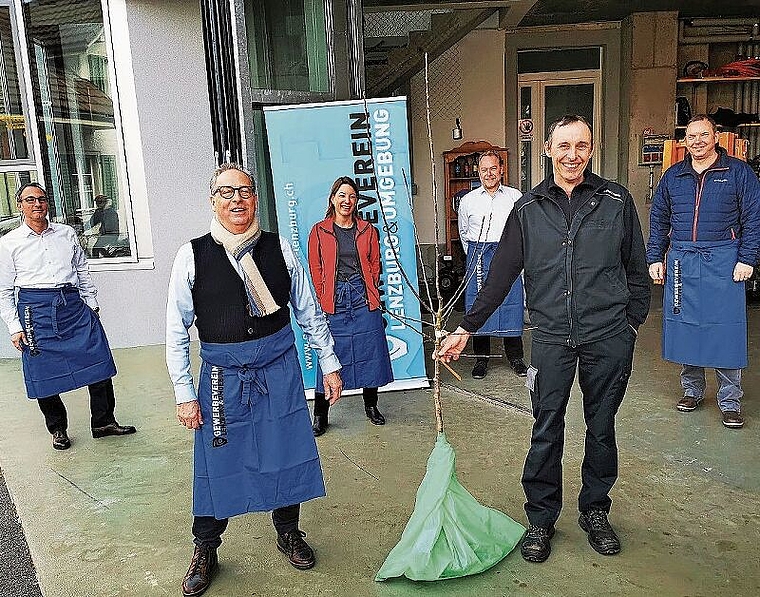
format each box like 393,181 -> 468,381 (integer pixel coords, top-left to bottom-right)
452,117 -> 463,140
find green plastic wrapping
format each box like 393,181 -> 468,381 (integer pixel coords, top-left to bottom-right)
375,432 -> 525,581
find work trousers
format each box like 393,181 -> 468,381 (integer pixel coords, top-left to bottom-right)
36,378 -> 117,433
192,504 -> 301,549
313,387 -> 377,417
522,329 -> 635,527
473,335 -> 524,361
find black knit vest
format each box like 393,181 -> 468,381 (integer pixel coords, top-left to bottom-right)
190,232 -> 291,343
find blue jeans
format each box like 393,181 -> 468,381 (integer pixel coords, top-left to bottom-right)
681,365 -> 743,412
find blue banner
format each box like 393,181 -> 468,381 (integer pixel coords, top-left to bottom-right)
264,98 -> 428,392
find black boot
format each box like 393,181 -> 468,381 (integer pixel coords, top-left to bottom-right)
182,545 -> 218,597
312,392 -> 329,437
363,388 -> 385,425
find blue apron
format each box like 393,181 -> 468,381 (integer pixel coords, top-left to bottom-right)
17,286 -> 116,399
662,239 -> 747,369
315,275 -> 393,391
193,325 -> 325,519
464,242 -> 524,337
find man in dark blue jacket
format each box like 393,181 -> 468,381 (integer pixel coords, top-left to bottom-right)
647,115 -> 760,430
439,115 -> 650,564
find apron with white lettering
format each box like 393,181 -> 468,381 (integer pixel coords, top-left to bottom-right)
17,286 -> 116,398
193,325 -> 325,518
464,242 -> 524,337
662,239 -> 747,369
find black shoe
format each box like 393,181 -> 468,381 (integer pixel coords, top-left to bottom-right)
52,430 -> 71,451
509,358 -> 528,377
276,530 -> 315,570
91,422 -> 137,438
312,414 -> 328,437
471,359 -> 488,379
722,410 -> 744,428
520,525 -> 555,563
578,509 -> 621,555
365,405 -> 386,426
676,396 -> 700,412
182,545 -> 218,597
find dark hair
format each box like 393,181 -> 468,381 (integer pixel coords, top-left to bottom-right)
209,162 -> 256,193
477,150 -> 503,167
546,114 -> 593,147
325,176 -> 360,219
686,114 -> 718,133
15,182 -> 47,202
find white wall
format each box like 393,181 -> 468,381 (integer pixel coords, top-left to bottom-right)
0,0 -> 213,359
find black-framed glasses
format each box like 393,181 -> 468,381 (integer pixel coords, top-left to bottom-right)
20,196 -> 49,204
213,185 -> 255,199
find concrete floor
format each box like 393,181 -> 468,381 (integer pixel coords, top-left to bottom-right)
0,303 -> 758,597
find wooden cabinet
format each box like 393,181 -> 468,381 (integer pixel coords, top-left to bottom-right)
442,140 -> 509,263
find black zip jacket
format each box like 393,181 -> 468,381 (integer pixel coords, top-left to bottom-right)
461,172 -> 651,347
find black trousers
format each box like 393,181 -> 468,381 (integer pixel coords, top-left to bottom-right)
522,329 -> 635,527
192,504 -> 301,549
313,387 -> 377,417
36,378 -> 116,433
473,335 -> 524,361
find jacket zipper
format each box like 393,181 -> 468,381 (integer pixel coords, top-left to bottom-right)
691,166 -> 729,241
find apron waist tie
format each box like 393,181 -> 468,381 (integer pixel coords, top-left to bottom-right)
50,288 -> 68,338
237,367 -> 268,407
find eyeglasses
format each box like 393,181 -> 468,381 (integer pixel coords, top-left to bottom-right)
20,196 -> 49,204
213,185 -> 255,200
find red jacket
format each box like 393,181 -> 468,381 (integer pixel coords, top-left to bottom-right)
307,217 -> 382,314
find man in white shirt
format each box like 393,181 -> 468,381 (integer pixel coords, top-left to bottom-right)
458,151 -> 527,379
0,183 -> 135,451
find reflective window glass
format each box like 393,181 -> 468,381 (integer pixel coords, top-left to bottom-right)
245,0 -> 329,92
22,0 -> 132,260
0,6 -> 31,162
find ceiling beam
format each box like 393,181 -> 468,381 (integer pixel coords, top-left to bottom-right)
363,2 -> 518,13
498,0 -> 540,29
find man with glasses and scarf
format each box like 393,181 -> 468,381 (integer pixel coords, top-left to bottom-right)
0,182 -> 136,451
166,163 -> 343,597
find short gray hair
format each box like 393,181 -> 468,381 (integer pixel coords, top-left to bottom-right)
209,163 -> 256,193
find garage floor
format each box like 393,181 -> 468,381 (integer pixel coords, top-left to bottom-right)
0,303 -> 758,596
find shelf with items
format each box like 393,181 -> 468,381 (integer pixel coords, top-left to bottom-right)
442,140 -> 509,263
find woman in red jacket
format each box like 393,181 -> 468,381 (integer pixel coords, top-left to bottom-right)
308,176 -> 393,436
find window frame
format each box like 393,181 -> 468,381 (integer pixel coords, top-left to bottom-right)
4,0 -> 154,270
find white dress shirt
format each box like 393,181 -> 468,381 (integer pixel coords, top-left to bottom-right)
0,221 -> 98,336
165,235 -> 341,404
458,184 -> 523,253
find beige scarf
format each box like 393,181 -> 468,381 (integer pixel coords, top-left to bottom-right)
210,216 -> 280,316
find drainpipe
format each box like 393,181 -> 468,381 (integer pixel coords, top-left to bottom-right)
200,0 -> 243,165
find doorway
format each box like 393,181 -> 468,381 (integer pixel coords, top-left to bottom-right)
516,48 -> 602,191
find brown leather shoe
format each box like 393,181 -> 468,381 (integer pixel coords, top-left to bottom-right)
676,396 -> 700,412
182,545 -> 218,597
722,410 -> 744,429
91,422 -> 137,438
52,430 -> 71,451
276,530 -> 315,569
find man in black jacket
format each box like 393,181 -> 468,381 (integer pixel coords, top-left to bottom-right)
439,115 -> 650,563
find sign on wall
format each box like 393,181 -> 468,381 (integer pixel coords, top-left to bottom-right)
264,98 -> 428,393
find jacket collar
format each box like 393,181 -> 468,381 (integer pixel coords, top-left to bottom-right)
674,146 -> 730,177
531,170 -> 606,200
316,216 -> 371,235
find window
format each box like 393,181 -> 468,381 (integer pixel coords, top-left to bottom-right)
245,0 -> 329,93
20,0 -> 134,260
0,3 -> 36,237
